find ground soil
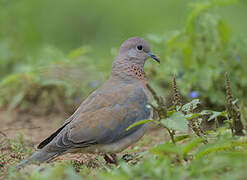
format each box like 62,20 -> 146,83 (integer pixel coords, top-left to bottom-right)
0,109 -> 169,179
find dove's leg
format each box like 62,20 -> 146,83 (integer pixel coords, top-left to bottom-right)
103,154 -> 113,163
103,154 -> 118,165
110,153 -> 118,165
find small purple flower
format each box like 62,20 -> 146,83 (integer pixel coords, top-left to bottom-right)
177,72 -> 184,79
90,81 -> 99,88
234,55 -> 241,62
190,91 -> 199,98
74,96 -> 81,103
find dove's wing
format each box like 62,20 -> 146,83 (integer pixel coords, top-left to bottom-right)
39,81 -> 151,151
38,86 -> 101,149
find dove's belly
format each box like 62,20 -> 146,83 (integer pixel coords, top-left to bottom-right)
69,123 -> 150,154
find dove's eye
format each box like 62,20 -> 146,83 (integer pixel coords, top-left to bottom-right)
136,45 -> 143,51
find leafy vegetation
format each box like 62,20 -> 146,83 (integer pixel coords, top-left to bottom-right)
0,46 -> 103,113
147,0 -> 247,109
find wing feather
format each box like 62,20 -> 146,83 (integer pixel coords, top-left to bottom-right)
40,82 -> 151,150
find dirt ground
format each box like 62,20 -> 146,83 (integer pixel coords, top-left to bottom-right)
0,109 -> 169,179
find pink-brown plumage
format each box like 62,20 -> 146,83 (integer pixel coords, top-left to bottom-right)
16,37 -> 160,168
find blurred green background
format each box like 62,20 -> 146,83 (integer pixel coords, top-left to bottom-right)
1,0 -> 247,49
0,0 -> 246,113
1,0 -> 246,51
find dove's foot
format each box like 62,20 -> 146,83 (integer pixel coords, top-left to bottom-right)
103,153 -> 118,165
110,153 -> 118,165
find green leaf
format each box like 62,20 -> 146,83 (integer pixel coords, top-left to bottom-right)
218,19 -> 232,45
151,142 -> 182,156
185,113 -> 201,120
182,43 -> 192,68
168,106 -> 175,111
182,137 -> 204,155
126,119 -> 154,131
174,134 -> 190,143
68,46 -> 91,59
161,112 -> 188,131
182,99 -> 200,112
167,109 -> 177,117
240,102 -> 247,127
200,110 -> 227,121
186,2 -> 212,36
195,140 -> 233,159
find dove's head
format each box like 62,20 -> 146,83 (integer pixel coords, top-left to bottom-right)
115,37 -> 160,66
112,37 -> 160,80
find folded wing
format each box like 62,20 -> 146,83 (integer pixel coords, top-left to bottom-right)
39,83 -> 151,151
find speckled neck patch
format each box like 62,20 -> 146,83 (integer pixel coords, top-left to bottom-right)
130,64 -> 147,80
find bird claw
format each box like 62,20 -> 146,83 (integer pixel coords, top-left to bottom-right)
103,154 -> 118,165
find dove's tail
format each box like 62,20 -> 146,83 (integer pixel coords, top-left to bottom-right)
15,148 -> 60,169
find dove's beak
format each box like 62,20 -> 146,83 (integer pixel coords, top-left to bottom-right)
148,52 -> 160,63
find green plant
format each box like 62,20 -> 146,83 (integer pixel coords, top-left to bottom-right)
0,46 -> 102,113
147,0 -> 247,109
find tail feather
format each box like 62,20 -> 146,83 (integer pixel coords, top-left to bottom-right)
16,149 -> 59,169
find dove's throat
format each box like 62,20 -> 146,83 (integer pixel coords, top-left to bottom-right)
111,61 -> 147,82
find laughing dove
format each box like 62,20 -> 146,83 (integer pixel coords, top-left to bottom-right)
17,37 -> 160,168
